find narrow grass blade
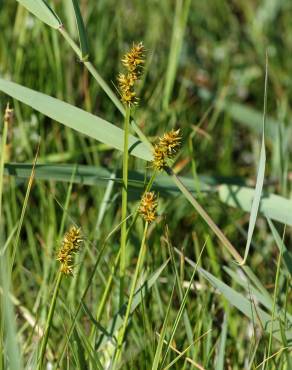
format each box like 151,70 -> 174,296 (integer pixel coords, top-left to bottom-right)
160,244 -> 205,368
151,283 -> 176,370
0,78 -> 152,161
97,259 -> 169,349
71,0 -> 89,61
215,314 -> 228,370
267,218 -> 292,276
0,257 -> 23,369
5,163 -> 292,225
16,0 -> 62,29
240,53 -> 268,265
198,267 -> 292,342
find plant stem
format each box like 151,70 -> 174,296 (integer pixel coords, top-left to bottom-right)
38,271 -> 63,369
120,106 -> 131,306
0,107 -> 9,229
113,222 -> 149,369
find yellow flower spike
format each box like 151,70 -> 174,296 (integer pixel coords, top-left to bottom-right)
117,42 -> 145,106
139,191 -> 158,223
152,144 -> 167,171
158,129 -> 182,158
57,226 -> 83,276
121,42 -> 145,76
152,129 -> 182,170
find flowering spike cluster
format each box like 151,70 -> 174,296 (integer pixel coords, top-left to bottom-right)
56,226 -> 83,276
138,191 -> 158,223
152,129 -> 182,171
117,42 -> 145,106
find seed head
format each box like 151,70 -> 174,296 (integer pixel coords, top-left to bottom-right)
117,73 -> 137,105
121,42 -> 145,76
152,129 -> 182,170
139,191 -> 158,223
152,145 -> 167,171
158,129 -> 181,158
117,42 -> 145,106
57,226 -> 83,276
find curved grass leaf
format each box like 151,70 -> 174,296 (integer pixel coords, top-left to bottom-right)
239,55 -> 268,265
0,78 -> 152,161
71,0 -> 89,61
199,267 -> 292,343
16,0 -> 62,29
218,184 -> 292,226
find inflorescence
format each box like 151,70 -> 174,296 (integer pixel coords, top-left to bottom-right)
57,226 -> 83,275
117,42 -> 145,106
139,191 -> 158,223
152,129 -> 182,171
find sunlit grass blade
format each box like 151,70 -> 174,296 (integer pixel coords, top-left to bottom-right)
0,78 -> 152,161
16,0 -> 62,29
218,184 -> 292,226
239,53 -> 268,265
71,0 -> 89,61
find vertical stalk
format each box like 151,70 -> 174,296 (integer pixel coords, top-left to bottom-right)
0,106 -> 8,369
113,222 -> 149,369
120,106 -> 131,305
0,106 -> 9,229
38,271 -> 63,369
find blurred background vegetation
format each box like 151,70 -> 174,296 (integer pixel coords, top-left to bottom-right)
1,0 -> 292,369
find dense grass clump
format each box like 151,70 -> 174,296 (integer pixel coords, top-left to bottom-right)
1,1 -> 292,369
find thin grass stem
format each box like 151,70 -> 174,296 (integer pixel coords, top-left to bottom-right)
112,222 -> 149,369
38,271 -> 63,369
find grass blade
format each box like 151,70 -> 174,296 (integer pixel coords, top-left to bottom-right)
215,314 -> 228,370
240,53 -> 268,265
71,0 -> 89,61
97,259 -> 169,350
0,78 -> 152,161
16,0 -> 62,29
267,218 -> 292,276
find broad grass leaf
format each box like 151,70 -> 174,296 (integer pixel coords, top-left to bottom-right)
16,0 -> 62,29
0,78 -> 152,161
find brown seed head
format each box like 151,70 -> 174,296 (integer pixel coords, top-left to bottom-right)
139,191 -> 158,223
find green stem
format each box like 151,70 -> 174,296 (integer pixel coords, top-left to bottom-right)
0,112 -> 8,229
38,271 -> 63,369
120,106 -> 131,305
112,222 -> 149,369
89,248 -> 121,346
